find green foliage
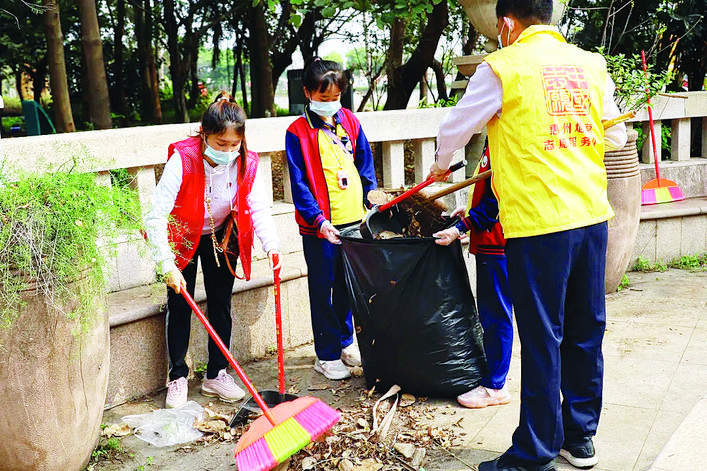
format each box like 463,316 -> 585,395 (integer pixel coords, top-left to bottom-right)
617,274 -> 630,291
88,436 -> 124,466
602,50 -> 674,113
668,254 -> 707,271
194,362 -> 208,381
418,95 -> 459,109
0,163 -> 142,329
631,256 -> 669,272
635,124 -> 671,161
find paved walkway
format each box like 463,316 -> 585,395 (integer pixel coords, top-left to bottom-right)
97,269 -> 707,470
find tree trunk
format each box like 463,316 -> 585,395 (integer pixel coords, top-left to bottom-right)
78,0 -> 112,129
431,59 -> 448,102
248,1 -> 275,118
113,0 -> 129,124
384,0 -> 449,110
385,17 -> 405,105
164,0 -> 188,122
145,0 -> 162,123
31,57 -> 48,104
42,0 -> 75,132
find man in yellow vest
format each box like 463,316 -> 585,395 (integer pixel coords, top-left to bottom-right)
430,1 -> 627,470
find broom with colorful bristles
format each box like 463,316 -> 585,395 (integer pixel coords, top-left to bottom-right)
640,49 -> 685,205
180,289 -> 339,471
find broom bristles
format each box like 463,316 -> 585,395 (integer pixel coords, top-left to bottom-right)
235,396 -> 340,471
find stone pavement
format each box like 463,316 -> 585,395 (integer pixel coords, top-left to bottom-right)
96,269 -> 707,471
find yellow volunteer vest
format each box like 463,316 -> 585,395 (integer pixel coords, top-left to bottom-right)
484,25 -> 614,238
318,123 -> 365,226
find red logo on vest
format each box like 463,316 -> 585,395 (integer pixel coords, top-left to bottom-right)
541,65 -> 590,116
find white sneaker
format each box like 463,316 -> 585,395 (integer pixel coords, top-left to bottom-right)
341,344 -> 362,367
165,377 -> 188,409
457,384 -> 511,409
314,358 -> 351,380
200,369 -> 245,403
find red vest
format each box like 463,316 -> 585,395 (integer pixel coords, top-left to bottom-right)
287,108 -> 360,237
167,136 -> 258,280
469,146 -> 506,256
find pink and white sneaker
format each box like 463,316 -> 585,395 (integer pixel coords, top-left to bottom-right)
200,369 -> 245,403
457,384 -> 511,409
165,377 -> 188,409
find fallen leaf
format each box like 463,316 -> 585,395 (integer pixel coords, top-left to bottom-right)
354,459 -> 383,471
338,458 -> 355,471
357,418 -> 370,430
102,423 -> 131,437
302,456 -> 317,470
308,383 -> 329,391
288,385 -> 301,394
400,393 -> 415,407
394,443 -> 415,459
197,419 -> 228,434
351,366 -> 364,377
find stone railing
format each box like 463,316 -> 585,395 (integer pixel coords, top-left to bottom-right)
3,92 -> 705,204
2,93 -> 707,273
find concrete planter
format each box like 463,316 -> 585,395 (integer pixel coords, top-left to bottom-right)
457,0 -> 567,44
604,129 -> 641,293
0,277 -> 110,471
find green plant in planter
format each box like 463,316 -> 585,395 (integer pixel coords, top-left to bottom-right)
0,166 -> 142,330
601,49 -> 673,114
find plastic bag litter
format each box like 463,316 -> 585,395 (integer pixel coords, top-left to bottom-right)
121,401 -> 205,447
341,236 -> 487,398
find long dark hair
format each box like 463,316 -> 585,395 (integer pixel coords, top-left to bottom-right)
198,91 -> 248,177
302,56 -> 349,94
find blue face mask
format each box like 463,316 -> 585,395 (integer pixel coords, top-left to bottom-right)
309,100 -> 342,118
204,142 -> 239,166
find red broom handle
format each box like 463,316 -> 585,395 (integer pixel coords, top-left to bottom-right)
180,289 -> 278,426
641,50 -> 662,183
378,160 -> 465,212
273,253 -> 285,395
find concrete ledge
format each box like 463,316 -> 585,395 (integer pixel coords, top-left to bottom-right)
632,197 -> 707,264
640,196 -> 707,220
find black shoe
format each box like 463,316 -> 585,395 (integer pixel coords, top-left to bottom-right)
560,438 -> 598,468
479,457 -> 557,471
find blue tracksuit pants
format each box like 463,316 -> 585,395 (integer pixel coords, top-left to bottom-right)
302,234 -> 355,361
502,222 -> 607,465
476,253 -> 514,390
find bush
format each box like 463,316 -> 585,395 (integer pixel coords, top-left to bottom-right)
0,163 -> 142,328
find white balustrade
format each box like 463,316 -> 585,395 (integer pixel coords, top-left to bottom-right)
1,94 -> 706,211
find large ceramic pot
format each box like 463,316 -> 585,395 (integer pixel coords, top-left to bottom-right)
604,129 -> 641,293
0,276 -> 110,471
457,0 -> 567,45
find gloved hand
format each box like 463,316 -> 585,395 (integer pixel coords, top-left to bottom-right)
267,249 -> 283,270
433,226 -> 461,246
450,206 -> 467,219
427,162 -> 449,182
319,220 -> 341,245
164,268 -> 187,293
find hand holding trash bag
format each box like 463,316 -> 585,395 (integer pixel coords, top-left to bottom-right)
319,220 -> 341,245
433,226 -> 461,246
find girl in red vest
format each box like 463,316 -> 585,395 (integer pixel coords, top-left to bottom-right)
144,92 -> 281,408
285,57 -> 377,380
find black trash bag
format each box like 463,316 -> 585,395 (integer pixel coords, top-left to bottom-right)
341,237 -> 487,398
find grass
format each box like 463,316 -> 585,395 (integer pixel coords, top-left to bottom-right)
617,274 -> 630,291
631,255 -> 707,273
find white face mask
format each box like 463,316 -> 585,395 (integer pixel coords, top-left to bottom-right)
309,100 -> 342,118
497,17 -> 513,49
204,141 -> 239,166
